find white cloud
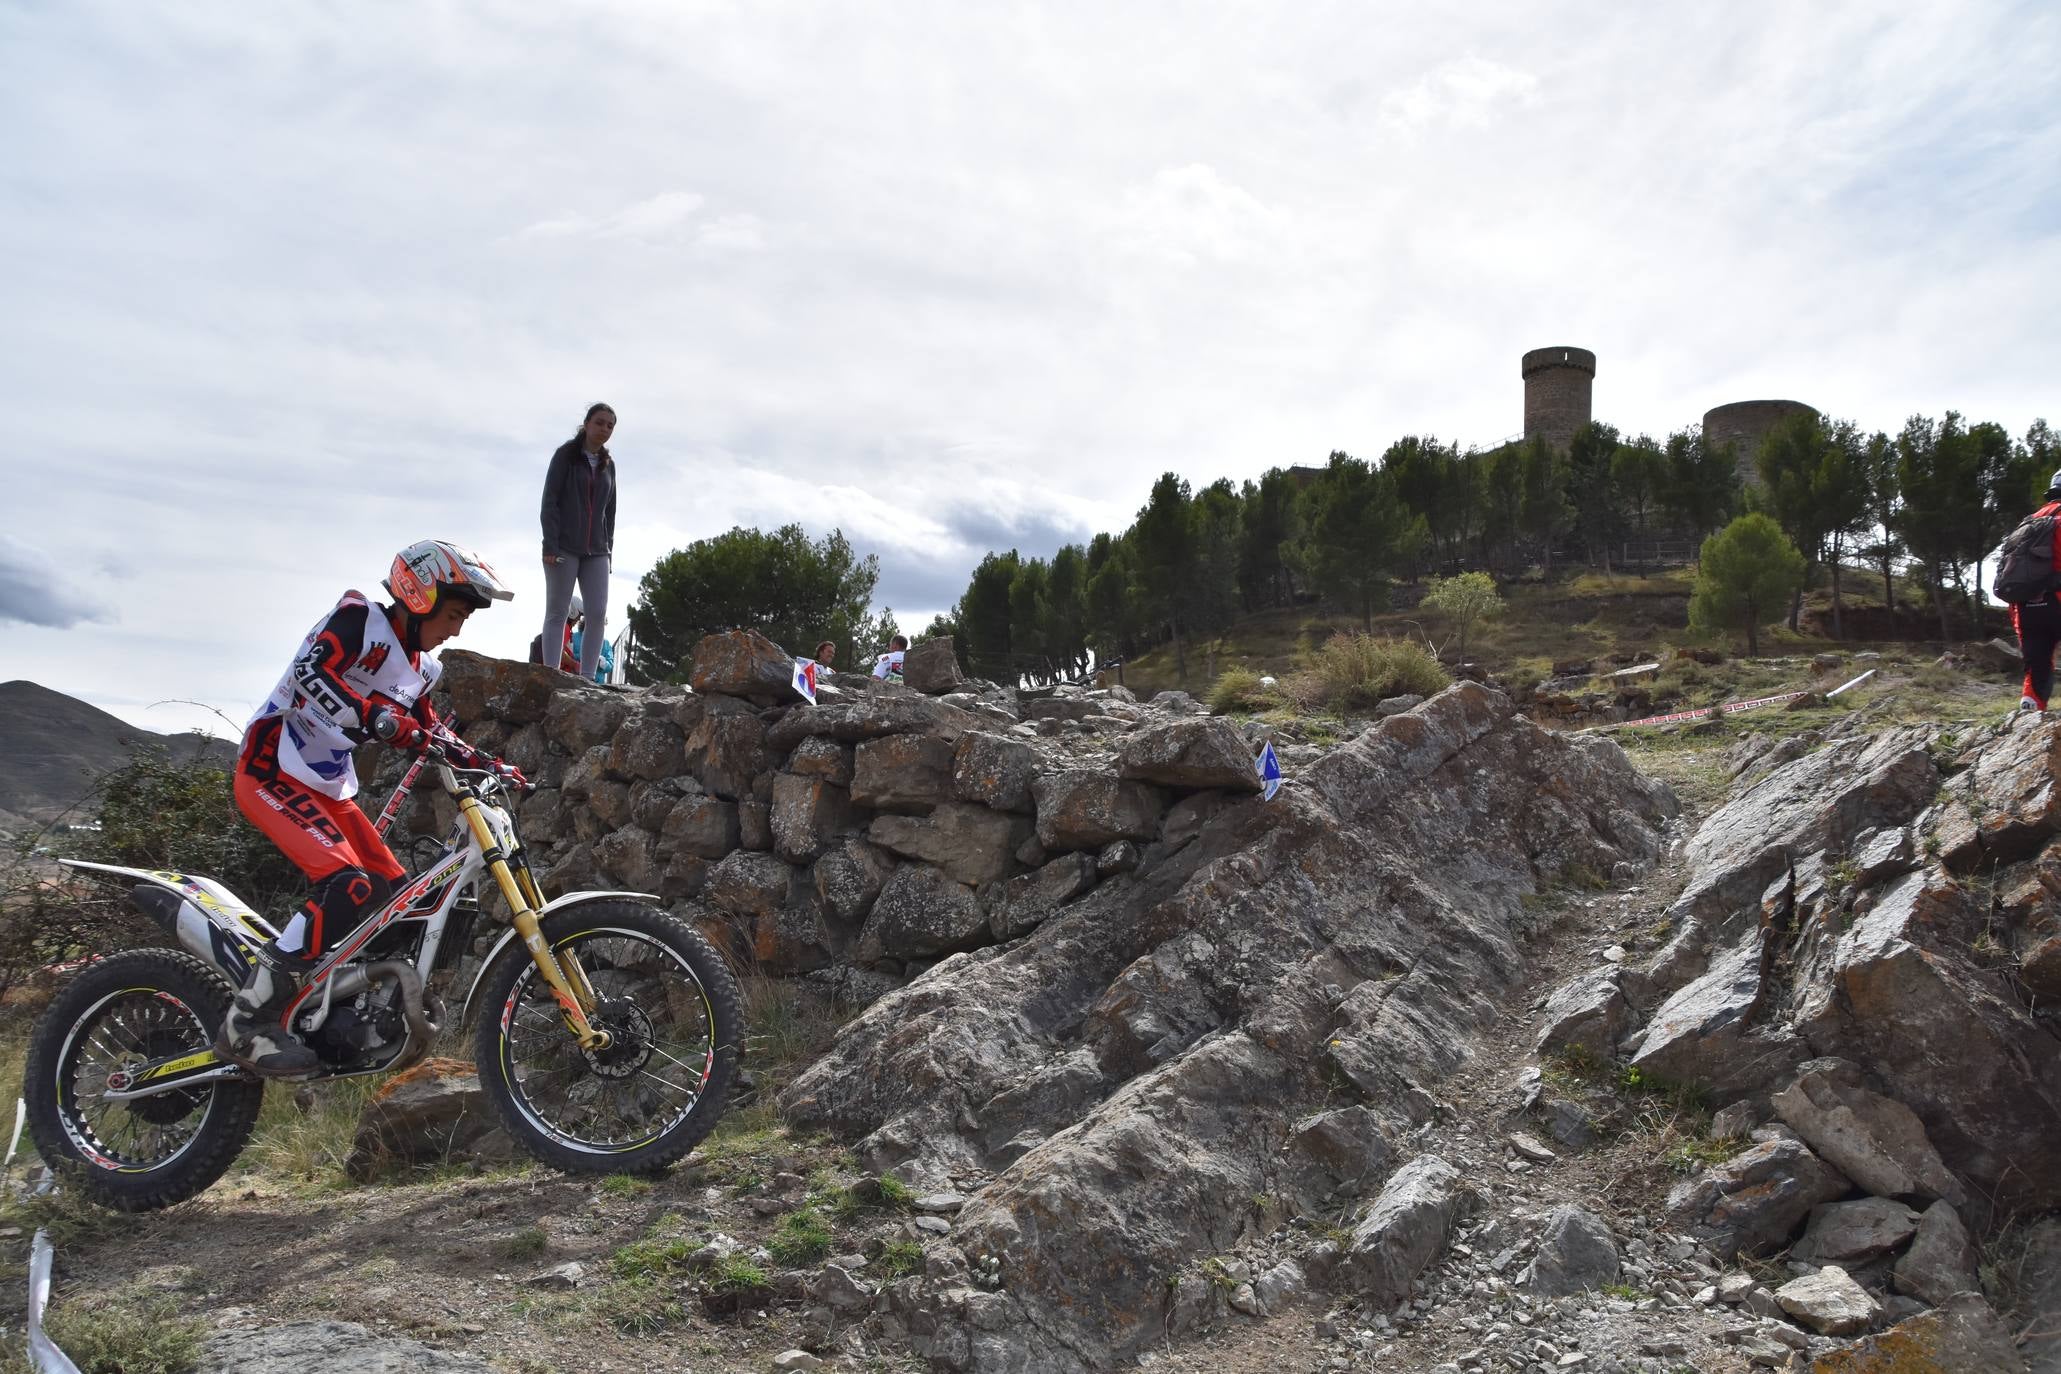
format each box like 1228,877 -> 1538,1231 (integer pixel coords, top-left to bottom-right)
1377,56 -> 1539,130
0,1 -> 2056,722
1113,164 -> 1289,267
518,190 -> 708,241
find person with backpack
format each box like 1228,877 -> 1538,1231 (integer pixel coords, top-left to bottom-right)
1997,469 -> 2061,711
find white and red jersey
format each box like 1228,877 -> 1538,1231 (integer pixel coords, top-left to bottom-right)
246,590 -> 441,801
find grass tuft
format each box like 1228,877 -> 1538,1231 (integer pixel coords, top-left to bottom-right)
876,1238 -> 924,1280
610,1234 -> 703,1280
768,1206 -> 834,1265
709,1253 -> 769,1297
41,1293 -> 204,1374
498,1225 -> 550,1260
1208,668 -> 1279,714
594,1274 -> 684,1335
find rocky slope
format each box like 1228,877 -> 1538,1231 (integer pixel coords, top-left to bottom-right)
298,641 -> 2061,1371
1526,709 -> 2061,1372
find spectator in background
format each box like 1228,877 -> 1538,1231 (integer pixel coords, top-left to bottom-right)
872,634 -> 908,681
814,639 -> 838,669
541,403 -> 617,681
571,603 -> 615,684
2008,467 -> 2061,711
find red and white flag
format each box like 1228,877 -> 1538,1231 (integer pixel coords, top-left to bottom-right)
792,657 -> 819,705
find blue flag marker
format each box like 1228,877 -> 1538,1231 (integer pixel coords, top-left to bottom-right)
1256,741 -> 1283,801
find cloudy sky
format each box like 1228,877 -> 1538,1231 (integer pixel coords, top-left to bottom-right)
2,1 -> 2057,737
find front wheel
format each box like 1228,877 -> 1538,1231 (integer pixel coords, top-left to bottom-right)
23,949 -> 264,1211
473,901 -> 742,1175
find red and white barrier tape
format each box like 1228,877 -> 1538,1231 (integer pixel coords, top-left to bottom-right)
1580,668 -> 1879,733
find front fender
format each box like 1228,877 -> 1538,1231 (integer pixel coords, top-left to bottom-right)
458,889 -> 660,1029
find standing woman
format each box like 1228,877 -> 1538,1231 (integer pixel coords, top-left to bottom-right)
541,403 -> 617,680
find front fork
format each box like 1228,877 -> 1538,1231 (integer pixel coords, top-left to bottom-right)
460,796 -> 610,1051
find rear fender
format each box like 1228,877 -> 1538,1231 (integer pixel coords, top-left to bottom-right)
458,889 -> 660,1030
58,860 -> 272,985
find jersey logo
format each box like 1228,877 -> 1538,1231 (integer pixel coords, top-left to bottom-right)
359,644 -> 391,675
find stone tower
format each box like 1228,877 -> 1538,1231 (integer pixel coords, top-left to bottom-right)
1703,399 -> 1819,488
1521,346 -> 1596,449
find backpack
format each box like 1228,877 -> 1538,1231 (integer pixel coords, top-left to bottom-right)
1994,509 -> 2061,605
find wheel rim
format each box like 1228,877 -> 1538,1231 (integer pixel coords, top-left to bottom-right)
496,927 -> 719,1155
56,987 -> 218,1173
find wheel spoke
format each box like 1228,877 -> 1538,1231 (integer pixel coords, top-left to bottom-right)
60,988 -> 215,1170
496,926 -> 718,1151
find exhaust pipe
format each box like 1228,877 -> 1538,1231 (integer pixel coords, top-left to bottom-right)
359,960 -> 443,1073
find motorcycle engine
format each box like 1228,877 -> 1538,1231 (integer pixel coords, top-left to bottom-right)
312,993 -> 406,1061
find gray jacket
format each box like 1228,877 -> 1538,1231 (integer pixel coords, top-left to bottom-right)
540,437 -> 616,559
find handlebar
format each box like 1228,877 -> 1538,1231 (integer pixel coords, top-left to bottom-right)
367,709 -> 532,794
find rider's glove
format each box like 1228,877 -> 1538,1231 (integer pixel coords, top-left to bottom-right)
367,705 -> 429,753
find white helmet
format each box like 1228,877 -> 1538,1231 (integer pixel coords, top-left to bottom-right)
385,540 -> 514,616
566,593 -> 584,621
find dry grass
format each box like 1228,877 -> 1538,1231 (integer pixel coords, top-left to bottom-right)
739,974 -> 844,1098
238,1076 -> 384,1189
1306,633 -> 1449,710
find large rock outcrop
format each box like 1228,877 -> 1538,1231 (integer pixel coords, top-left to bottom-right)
780,683 -> 1674,1370
1537,713 -> 2061,1257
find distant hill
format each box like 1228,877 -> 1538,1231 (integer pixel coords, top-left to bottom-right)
0,680 -> 235,839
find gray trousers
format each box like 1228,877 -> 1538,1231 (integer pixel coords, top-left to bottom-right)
543,555 -> 611,679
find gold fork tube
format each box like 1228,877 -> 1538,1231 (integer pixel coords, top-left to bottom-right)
460,796 -> 610,1051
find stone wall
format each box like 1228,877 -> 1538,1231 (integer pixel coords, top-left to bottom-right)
402,632 -> 1260,999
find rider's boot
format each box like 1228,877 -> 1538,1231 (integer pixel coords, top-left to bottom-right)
217,941 -> 320,1078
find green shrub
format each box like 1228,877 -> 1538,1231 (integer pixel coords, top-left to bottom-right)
1207,668 -> 1277,713
1497,660 -> 1547,700
86,745 -> 302,915
0,742 -> 310,1001
1307,633 -> 1450,711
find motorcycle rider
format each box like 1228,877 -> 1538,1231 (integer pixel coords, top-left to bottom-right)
218,540 -> 516,1077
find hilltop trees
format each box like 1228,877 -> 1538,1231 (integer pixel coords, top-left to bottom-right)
1755,413 -> 1871,636
1304,452 -> 1422,630
626,525 -> 884,682
918,406 -> 2055,687
1658,427 -> 1742,551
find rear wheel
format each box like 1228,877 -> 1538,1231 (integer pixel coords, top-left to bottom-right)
474,901 -> 742,1175
24,949 -> 263,1211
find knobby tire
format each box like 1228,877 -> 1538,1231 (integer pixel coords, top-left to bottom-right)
473,901 -> 742,1176
24,948 -> 264,1212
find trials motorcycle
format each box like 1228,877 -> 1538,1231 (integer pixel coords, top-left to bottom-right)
25,722 -> 742,1211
